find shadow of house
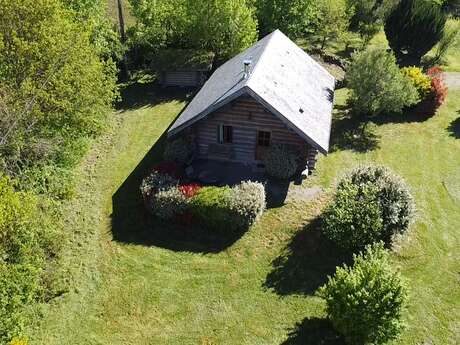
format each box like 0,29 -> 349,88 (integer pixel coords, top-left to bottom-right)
447,115 -> 460,139
280,317 -> 345,345
111,83 -> 267,253
264,217 -> 352,296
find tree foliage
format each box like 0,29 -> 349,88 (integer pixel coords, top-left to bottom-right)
0,0 -> 117,191
254,0 -> 318,38
317,243 -> 408,345
315,0 -> 353,50
347,0 -> 397,42
385,0 -> 448,66
129,0 -> 257,60
346,47 -> 419,118
0,175 -> 54,342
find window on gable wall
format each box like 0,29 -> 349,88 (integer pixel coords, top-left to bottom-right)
217,124 -> 233,144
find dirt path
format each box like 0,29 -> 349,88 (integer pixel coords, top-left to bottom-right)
444,72 -> 460,89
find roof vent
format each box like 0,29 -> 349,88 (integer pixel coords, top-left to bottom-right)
299,107 -> 304,114
243,59 -> 252,79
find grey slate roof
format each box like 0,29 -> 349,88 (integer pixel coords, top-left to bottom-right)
167,30 -> 336,154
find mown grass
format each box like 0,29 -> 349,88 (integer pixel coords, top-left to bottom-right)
28,77 -> 460,344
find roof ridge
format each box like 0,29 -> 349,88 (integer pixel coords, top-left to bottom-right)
245,30 -> 279,85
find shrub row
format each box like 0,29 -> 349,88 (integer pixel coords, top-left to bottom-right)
140,171 -> 266,232
322,166 -> 415,251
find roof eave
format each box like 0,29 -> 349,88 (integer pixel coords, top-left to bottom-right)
167,86 -> 250,138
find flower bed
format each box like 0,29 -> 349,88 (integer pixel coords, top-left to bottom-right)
140,169 -> 266,232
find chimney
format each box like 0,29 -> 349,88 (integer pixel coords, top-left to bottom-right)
243,59 -> 252,79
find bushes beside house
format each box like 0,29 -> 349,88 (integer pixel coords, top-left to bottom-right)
263,144 -> 299,180
140,171 -> 266,232
322,166 -> 415,251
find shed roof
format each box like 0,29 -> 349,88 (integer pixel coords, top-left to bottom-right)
167,30 -> 336,154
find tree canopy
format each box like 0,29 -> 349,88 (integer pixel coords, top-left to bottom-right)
385,0 -> 448,66
254,0 -> 318,38
129,0 -> 258,60
0,0 -> 117,184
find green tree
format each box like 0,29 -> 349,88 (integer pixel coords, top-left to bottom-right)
129,0 -> 257,60
385,0 -> 448,66
315,0 -> 353,50
254,0 -> 318,38
187,0 -> 258,60
317,243 -> 408,345
0,0 -> 117,183
346,46 -> 419,119
347,0 -> 397,43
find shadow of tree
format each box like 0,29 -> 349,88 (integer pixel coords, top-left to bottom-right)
281,317 -> 345,345
116,81 -> 194,111
329,104 -> 380,153
447,115 -> 460,139
264,217 -> 352,296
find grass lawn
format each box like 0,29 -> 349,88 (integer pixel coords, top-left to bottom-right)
29,77 -> 460,344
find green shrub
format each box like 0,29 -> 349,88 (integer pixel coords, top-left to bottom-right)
346,47 -> 419,118
341,166 -> 415,239
322,181 -> 384,250
323,166 -> 415,250
163,137 -> 194,165
190,182 -> 266,232
0,175 -> 54,342
263,144 -> 298,180
189,186 -> 234,230
151,187 -> 188,220
227,181 -> 266,229
317,243 -> 408,345
400,66 -> 432,98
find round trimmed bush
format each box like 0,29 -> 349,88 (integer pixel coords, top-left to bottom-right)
151,187 -> 188,220
163,137 -> 193,165
263,144 -> 298,180
322,181 -> 384,250
323,165 -> 415,250
317,243 -> 408,345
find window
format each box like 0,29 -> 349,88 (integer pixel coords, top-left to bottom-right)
217,125 -> 233,144
257,131 -> 271,147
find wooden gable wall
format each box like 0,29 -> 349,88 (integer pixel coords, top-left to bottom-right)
190,95 -> 310,163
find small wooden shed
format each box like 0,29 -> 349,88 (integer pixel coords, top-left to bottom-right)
152,49 -> 214,88
167,30 -> 335,173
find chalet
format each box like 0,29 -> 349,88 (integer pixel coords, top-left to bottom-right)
153,49 -> 214,88
168,30 -> 335,175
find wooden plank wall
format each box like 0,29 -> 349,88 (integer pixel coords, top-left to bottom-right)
192,95 -> 310,163
162,71 -> 200,87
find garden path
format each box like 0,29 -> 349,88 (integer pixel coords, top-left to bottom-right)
444,72 -> 460,89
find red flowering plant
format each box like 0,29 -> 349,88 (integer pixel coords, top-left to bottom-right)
426,66 -> 448,110
178,183 -> 202,199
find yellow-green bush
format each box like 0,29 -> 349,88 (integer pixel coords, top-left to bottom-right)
0,175 -> 55,342
8,337 -> 28,345
401,67 -> 432,98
